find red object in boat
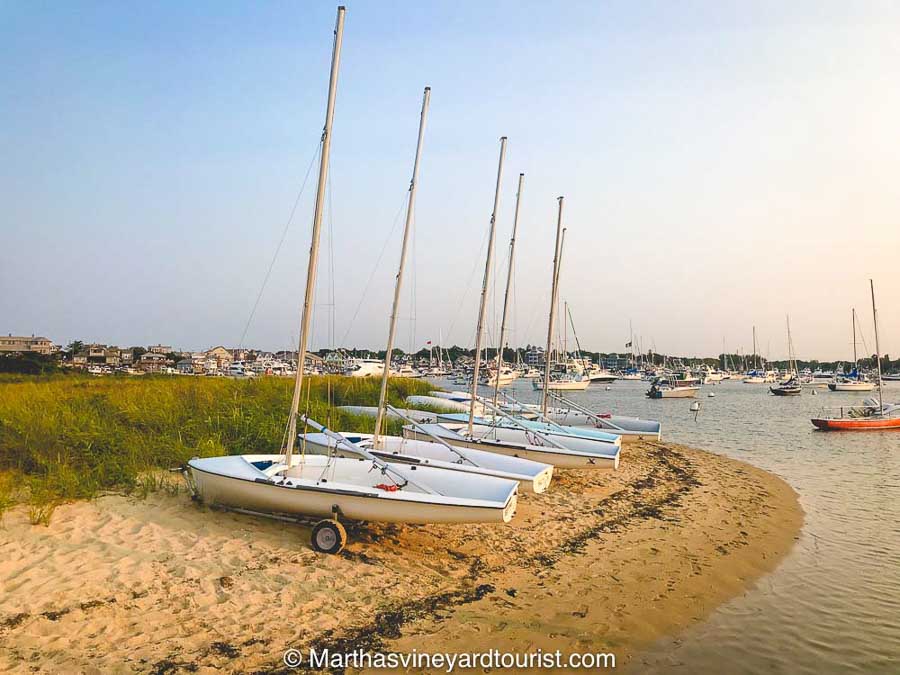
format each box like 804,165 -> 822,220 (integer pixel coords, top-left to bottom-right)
374,483 -> 401,491
598,413 -> 611,419
811,416 -> 900,430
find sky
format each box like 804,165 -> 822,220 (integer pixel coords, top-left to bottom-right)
2,1 -> 899,361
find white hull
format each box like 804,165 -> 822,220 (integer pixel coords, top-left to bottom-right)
337,405 -> 439,423
404,425 -> 619,470
540,411 -> 660,442
498,403 -> 661,442
649,387 -> 699,398
189,455 -> 517,525
828,381 -> 875,392
302,433 -> 553,493
406,395 -> 485,415
532,379 -> 590,391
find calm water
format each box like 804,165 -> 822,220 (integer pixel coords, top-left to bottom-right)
494,378 -> 900,674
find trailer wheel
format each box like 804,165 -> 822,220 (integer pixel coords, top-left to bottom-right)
311,520 -> 347,554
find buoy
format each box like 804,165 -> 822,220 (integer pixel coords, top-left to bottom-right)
708,392 -> 715,398
811,389 -> 818,396
690,401 -> 701,412
605,386 -> 611,391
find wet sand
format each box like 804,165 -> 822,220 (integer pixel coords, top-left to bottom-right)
0,442 -> 801,673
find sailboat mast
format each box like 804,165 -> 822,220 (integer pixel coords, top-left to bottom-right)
786,315 -> 794,376
373,87 -> 431,448
852,308 -> 858,371
870,279 -> 884,412
492,172 -> 524,408
467,137 -> 507,436
284,5 -> 345,466
541,197 -> 565,416
752,325 -> 758,370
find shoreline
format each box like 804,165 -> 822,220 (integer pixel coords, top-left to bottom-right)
0,441 -> 802,673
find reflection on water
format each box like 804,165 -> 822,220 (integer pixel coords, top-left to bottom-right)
493,378 -> 900,674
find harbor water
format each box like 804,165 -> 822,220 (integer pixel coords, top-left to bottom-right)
497,377 -> 900,674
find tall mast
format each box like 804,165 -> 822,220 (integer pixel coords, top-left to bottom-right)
492,172 -> 524,408
373,87 -> 431,448
786,315 -> 794,376
851,308 -> 858,372
467,137 -> 507,436
541,197 -> 565,416
870,279 -> 884,412
752,326 -> 758,370
284,6 -> 345,467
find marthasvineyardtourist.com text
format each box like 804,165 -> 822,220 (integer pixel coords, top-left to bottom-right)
282,647 -> 616,671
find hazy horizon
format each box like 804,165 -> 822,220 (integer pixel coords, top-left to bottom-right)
3,1 -> 898,362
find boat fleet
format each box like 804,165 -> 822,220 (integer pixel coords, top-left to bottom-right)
182,7 -> 665,554
181,7 -> 896,556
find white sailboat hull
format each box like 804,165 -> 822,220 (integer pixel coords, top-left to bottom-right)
407,423 -> 620,470
337,405 -> 439,423
301,432 -> 554,493
189,455 -> 517,524
406,395 -> 485,415
828,381 -> 876,392
532,379 -> 590,391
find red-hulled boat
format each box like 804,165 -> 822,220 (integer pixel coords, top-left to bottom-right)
811,407 -> 900,431
810,280 -> 899,431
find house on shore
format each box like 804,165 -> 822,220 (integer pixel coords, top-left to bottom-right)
0,334 -> 57,355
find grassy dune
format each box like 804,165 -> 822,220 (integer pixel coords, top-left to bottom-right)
0,374 -> 432,523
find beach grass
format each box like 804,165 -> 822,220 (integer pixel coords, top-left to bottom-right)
0,374 -> 432,523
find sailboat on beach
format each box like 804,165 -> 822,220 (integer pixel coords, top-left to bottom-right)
186,8 -> 520,554
302,97 -> 553,495
402,195 -> 621,468
811,281 -> 900,430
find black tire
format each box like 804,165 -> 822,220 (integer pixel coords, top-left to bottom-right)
311,520 -> 347,554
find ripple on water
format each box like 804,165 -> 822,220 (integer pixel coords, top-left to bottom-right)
492,379 -> 900,674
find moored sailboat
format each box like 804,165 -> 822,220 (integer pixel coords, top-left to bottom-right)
812,281 -> 900,431
770,316 -> 803,396
828,309 -> 875,392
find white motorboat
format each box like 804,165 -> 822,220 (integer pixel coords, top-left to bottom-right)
532,376 -> 590,391
646,375 -> 700,398
586,367 -> 617,383
344,358 -> 387,377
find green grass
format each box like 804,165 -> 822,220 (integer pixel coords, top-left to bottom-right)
0,374 -> 433,523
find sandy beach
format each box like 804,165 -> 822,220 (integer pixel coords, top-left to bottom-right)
0,441 -> 802,673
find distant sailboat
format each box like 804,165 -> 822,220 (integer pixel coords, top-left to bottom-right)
770,316 -> 802,396
811,281 -> 900,430
828,309 -> 875,392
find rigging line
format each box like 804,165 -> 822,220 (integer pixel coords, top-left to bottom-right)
442,222 -> 492,345
238,140 -> 322,349
339,190 -> 410,346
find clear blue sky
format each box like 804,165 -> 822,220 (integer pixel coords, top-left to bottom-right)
3,1 -> 898,360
